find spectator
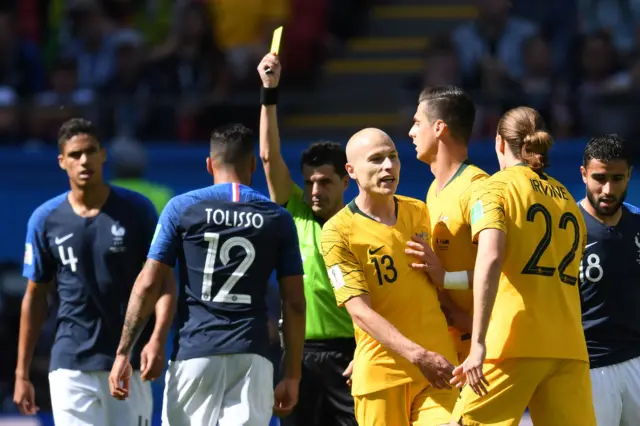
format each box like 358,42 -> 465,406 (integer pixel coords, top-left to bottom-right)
578,0 -> 640,55
60,0 -> 117,90
452,0 -> 538,84
0,8 -> 45,97
148,1 -> 230,141
98,30 -> 151,140
520,34 -> 573,137
207,0 -> 290,83
29,58 -> 96,144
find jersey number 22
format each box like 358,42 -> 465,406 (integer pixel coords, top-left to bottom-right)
201,232 -> 255,304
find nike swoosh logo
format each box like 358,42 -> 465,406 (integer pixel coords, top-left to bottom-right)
55,233 -> 73,245
585,242 -> 598,250
368,246 -> 384,255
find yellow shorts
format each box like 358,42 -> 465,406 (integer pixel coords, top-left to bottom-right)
452,358 -> 596,426
449,327 -> 471,364
355,378 -> 458,426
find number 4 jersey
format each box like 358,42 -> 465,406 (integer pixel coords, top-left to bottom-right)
22,187 -> 159,372
148,183 -> 303,362
469,164 -> 588,362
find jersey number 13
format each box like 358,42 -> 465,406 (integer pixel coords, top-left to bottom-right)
201,232 -> 255,304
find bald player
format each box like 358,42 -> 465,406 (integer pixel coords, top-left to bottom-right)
320,128 -> 458,426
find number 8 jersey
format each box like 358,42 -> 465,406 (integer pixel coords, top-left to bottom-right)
469,165 -> 589,362
148,183 -> 302,362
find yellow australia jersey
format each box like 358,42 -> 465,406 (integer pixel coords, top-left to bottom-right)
321,196 -> 456,396
469,165 -> 588,362
427,161 -> 489,314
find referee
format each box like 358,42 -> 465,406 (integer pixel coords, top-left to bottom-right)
257,54 -> 357,426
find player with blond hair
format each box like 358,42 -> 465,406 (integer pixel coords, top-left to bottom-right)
321,128 -> 458,426
450,107 -> 596,426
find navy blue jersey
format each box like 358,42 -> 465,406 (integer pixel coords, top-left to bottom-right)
579,202 -> 640,368
148,183 -> 302,362
22,187 -> 158,372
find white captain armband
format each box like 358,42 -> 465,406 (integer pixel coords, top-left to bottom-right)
444,271 -> 469,290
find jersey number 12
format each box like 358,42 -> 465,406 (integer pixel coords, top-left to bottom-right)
201,232 -> 255,304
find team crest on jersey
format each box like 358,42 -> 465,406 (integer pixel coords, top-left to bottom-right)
110,222 -> 126,252
416,232 -> 429,241
24,243 -> 33,265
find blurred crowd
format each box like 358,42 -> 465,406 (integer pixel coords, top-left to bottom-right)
0,0 -> 366,146
404,0 -> 640,143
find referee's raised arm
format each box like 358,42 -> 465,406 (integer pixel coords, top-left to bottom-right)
258,53 -> 293,205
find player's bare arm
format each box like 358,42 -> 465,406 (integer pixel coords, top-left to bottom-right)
452,229 -> 504,396
116,259 -> 172,356
14,280 -> 51,415
258,53 -> 293,205
406,235 -> 473,331
437,290 -> 472,333
140,272 -> 177,381
344,294 -> 454,389
275,274 -> 306,416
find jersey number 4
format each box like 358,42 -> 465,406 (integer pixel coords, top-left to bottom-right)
201,232 -> 255,304
521,203 -> 580,285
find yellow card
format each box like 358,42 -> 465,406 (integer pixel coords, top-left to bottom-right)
270,26 -> 283,54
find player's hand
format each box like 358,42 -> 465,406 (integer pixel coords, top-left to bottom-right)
273,377 -> 300,417
405,235 -> 445,286
109,354 -> 133,400
140,339 -> 165,382
412,349 -> 454,389
451,342 -> 489,396
342,360 -> 354,387
13,377 -> 38,415
258,53 -> 281,88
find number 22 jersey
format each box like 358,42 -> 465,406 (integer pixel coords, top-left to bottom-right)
469,165 -> 588,362
148,183 -> 303,362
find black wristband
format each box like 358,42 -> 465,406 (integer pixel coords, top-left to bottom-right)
260,87 -> 279,106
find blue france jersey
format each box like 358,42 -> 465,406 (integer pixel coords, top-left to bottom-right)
579,202 -> 640,368
148,183 -> 302,361
22,187 -> 158,372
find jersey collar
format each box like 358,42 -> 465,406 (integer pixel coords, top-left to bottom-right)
440,159 -> 472,191
348,197 -> 399,222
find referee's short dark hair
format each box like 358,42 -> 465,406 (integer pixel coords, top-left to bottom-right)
418,86 -> 476,145
301,141 -> 347,178
58,118 -> 99,152
583,133 -> 632,168
210,123 -> 255,165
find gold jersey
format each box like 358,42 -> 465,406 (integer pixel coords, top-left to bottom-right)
426,161 -> 489,314
469,165 -> 588,361
321,196 -> 456,396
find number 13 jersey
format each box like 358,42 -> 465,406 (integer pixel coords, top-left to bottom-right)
148,183 -> 303,362
320,196 -> 456,396
469,165 -> 588,362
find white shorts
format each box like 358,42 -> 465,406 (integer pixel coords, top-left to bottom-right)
48,368 -> 152,426
162,353 -> 274,426
590,355 -> 640,426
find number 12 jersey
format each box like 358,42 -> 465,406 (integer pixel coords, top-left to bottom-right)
469,165 -> 588,362
148,183 -> 303,362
